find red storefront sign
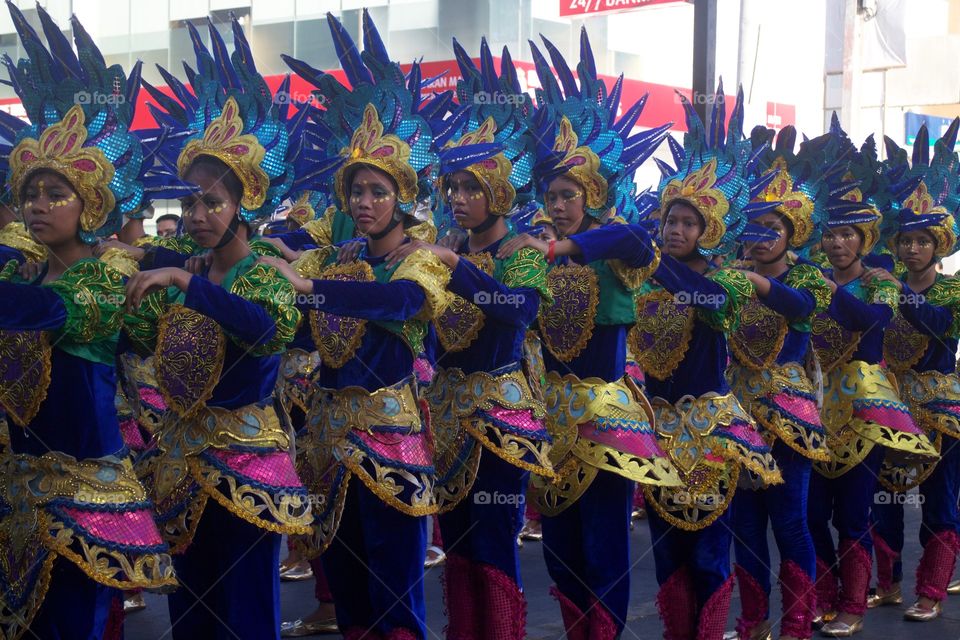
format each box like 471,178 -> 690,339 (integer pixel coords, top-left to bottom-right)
766,101 -> 796,133
559,0 -> 690,18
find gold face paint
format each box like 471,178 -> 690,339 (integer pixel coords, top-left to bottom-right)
49,193 -> 77,209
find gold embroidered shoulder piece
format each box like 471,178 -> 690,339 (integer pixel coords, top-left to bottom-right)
390,248 -> 454,320
98,247 -> 139,278
228,263 -> 302,356
301,212 -> 335,246
698,268 -> 754,333
785,263 -> 832,314
926,276 -> 960,340
607,242 -> 661,291
406,219 -> 438,243
0,222 -> 45,262
502,247 -> 551,302
293,246 -> 336,278
45,259 -> 126,343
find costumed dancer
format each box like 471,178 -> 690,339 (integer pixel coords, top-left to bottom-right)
271,193 -> 340,639
723,125 -> 834,640
806,118 -> 937,637
868,121 -> 960,622
262,11 -> 453,639
124,15 -> 314,639
503,29 -> 682,639
632,81 -> 782,640
409,37 -> 555,640
0,5 -> 178,638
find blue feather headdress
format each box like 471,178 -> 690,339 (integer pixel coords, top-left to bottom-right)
434,37 -> 535,215
281,10 -> 444,218
881,118 -> 960,258
140,14 -> 327,225
0,2 -> 185,243
656,80 -> 768,257
527,28 -> 670,222
747,125 -> 829,251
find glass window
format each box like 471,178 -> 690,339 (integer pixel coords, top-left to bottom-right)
252,0 -> 294,22
170,0 -> 209,21
294,18 -> 338,69
296,0 -> 341,20
251,21 -> 295,77
130,1 -> 169,35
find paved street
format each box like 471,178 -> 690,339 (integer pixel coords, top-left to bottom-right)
127,502 -> 960,639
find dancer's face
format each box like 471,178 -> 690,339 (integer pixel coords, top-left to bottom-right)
896,229 -> 936,273
445,171 -> 490,230
180,164 -> 242,249
347,166 -> 400,236
661,202 -> 705,258
21,171 -> 84,247
821,225 -> 863,270
544,175 -> 587,238
745,212 -> 789,264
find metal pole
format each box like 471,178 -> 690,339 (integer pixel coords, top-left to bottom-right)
692,0 -> 718,122
840,0 -> 861,136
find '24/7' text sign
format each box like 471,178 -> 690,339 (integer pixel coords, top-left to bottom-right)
560,0 -> 689,18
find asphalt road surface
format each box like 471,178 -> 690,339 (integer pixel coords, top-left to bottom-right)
125,499 -> 960,639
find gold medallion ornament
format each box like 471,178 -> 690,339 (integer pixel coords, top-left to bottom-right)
630,288 -> 696,380
177,96 -> 269,211
434,252 -> 494,352
728,297 -> 788,370
810,311 -> 861,373
308,261 -> 375,367
883,312 -> 929,374
0,330 -> 51,427
538,264 -> 600,362
155,305 -> 226,418
9,105 -> 115,235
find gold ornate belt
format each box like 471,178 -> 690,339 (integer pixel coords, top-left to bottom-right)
1,450 -> 145,507
157,402 -> 290,457
313,378 -> 421,434
429,364 -> 544,419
